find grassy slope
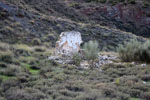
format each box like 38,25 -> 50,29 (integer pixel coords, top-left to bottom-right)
0,0 -> 150,100
0,42 -> 150,100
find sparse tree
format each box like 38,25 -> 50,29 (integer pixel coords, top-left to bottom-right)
83,40 -> 99,69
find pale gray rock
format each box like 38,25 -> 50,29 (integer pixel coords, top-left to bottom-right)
55,31 -> 83,56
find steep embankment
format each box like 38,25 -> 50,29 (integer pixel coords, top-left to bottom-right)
0,0 -> 147,50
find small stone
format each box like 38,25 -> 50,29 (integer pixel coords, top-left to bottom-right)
141,64 -> 146,67
131,62 -> 135,64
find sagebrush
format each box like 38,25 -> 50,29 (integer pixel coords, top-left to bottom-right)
117,39 -> 150,63
72,53 -> 81,66
83,40 -> 99,61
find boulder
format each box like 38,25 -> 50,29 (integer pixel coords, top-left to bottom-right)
55,31 -> 83,56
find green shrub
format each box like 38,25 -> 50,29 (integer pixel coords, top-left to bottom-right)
0,51 -> 13,63
83,40 -> 99,61
59,89 -> 79,97
5,87 -> 46,100
117,39 -> 150,63
14,44 -> 33,51
3,65 -> 21,76
130,97 -> 140,100
0,97 -> 5,100
32,38 -> 41,45
0,62 -> 8,68
65,84 -> 84,92
13,44 -> 32,56
115,92 -> 130,100
72,53 -> 81,66
117,39 -> 141,62
139,41 -> 150,63
1,79 -> 18,92
56,96 -> 72,100
40,67 -> 53,75
0,42 -> 11,51
19,56 -> 37,64
5,88 -> 31,100
75,91 -> 103,100
34,47 -> 46,52
128,89 -> 142,98
53,73 -> 66,83
83,40 -> 99,68
101,87 -> 116,97
115,78 -> 120,85
141,92 -> 150,100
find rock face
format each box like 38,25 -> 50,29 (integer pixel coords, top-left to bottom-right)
55,31 -> 82,55
78,2 -> 150,37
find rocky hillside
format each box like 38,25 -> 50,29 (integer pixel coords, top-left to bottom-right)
0,0 -> 150,100
0,0 -> 148,50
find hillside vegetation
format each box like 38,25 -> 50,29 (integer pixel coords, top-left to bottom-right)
0,0 -> 150,100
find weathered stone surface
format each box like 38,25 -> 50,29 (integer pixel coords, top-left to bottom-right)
49,53 -> 118,69
80,54 -> 118,68
55,31 -> 82,55
96,55 -> 117,67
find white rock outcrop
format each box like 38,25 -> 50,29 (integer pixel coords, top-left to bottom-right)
55,31 -> 82,55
